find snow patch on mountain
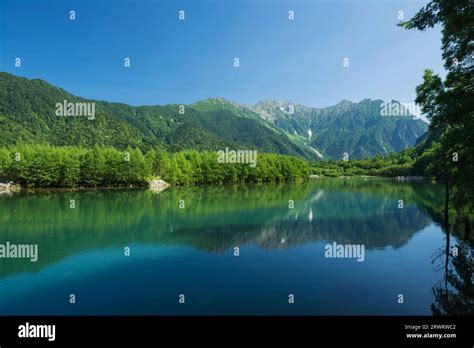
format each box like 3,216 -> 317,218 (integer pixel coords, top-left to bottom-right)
310,146 -> 324,159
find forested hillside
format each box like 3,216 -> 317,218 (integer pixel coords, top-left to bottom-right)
0,73 -> 316,160
251,99 -> 428,159
0,72 -> 427,160
0,145 -> 310,187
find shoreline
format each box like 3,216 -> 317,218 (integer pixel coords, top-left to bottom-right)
0,176 -> 434,192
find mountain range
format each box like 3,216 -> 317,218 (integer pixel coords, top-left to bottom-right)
0,72 -> 428,160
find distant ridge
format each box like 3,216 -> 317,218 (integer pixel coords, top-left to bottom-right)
0,72 -> 428,159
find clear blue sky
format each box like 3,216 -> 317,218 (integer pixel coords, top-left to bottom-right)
0,0 -> 444,108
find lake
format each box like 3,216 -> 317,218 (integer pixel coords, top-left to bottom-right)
0,178 -> 471,315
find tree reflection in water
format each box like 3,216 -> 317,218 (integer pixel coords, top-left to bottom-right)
431,217 -> 473,315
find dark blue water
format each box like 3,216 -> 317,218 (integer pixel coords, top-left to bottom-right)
0,179 -> 471,315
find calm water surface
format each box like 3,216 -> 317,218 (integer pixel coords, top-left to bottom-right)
0,178 -> 472,315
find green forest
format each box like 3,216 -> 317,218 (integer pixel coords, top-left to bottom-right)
0,72 -> 429,161
310,149 -> 420,177
0,145 -> 310,187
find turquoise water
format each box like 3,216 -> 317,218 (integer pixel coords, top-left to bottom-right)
0,178 -> 471,315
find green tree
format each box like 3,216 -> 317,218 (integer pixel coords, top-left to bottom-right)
400,0 -> 474,217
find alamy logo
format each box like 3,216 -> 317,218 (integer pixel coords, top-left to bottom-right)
55,99 -> 95,120
324,242 -> 365,262
0,241 -> 38,262
380,100 -> 420,118
217,148 -> 258,167
18,322 -> 55,341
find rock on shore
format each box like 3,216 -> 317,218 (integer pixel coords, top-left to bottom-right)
0,182 -> 20,194
148,179 -> 170,192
